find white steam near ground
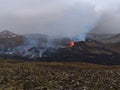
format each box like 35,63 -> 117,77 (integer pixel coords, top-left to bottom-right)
0,0 -> 120,40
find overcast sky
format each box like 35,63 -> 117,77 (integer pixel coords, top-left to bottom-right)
0,0 -> 120,36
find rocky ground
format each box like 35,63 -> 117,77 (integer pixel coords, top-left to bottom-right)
0,58 -> 119,90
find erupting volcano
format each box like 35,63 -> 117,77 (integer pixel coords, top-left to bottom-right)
69,41 -> 75,47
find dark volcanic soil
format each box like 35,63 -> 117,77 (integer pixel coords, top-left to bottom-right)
0,59 -> 119,90
41,39 -> 120,65
0,39 -> 120,65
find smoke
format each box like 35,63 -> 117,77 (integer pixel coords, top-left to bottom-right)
91,12 -> 120,34
0,0 -> 120,40
85,0 -> 120,34
0,0 -> 120,58
0,0 -> 100,41
41,2 -> 99,36
43,2 -> 100,41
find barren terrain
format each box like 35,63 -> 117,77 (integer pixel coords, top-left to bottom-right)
0,58 -> 119,90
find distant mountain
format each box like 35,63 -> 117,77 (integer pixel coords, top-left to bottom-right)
88,33 -> 120,43
0,30 -> 17,39
0,30 -> 24,50
0,31 -> 119,65
101,33 -> 120,43
103,34 -> 120,52
87,33 -> 115,41
87,33 -> 120,53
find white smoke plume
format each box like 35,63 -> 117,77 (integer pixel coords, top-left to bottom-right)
0,0 -> 120,58
0,0 -> 100,41
0,0 -> 120,40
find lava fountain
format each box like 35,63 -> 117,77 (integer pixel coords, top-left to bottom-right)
70,41 -> 75,47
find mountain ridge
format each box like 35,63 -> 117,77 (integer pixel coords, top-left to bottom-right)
0,30 -> 119,65
0,30 -> 17,39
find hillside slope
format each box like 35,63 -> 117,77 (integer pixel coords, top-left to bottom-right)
0,30 -> 24,49
0,59 -> 119,90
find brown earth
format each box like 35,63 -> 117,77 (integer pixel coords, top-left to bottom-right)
0,58 -> 119,90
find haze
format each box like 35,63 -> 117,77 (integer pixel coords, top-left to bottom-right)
0,0 -> 120,37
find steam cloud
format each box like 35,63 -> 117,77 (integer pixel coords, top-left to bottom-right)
0,0 -> 120,58
0,1 -> 100,41
0,0 -> 120,40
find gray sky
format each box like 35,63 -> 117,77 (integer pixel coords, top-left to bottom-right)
0,0 -> 120,36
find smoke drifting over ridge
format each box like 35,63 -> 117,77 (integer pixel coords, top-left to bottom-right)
0,0 -> 120,59
0,0 -> 120,40
91,12 -> 120,34
41,2 -> 99,41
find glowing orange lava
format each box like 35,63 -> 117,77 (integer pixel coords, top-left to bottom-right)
70,41 -> 75,47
